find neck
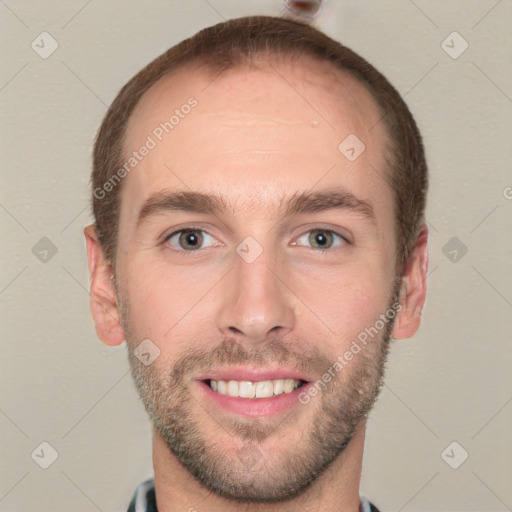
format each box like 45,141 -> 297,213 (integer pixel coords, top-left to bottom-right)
152,421 -> 366,512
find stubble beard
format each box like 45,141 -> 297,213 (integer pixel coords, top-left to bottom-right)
118,278 -> 401,503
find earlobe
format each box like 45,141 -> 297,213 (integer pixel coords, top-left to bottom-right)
392,224 -> 429,340
84,225 -> 125,346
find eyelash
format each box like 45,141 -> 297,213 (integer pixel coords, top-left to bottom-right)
162,226 -> 350,256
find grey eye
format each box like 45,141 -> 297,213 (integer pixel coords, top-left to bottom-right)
166,229 -> 216,251
294,229 -> 345,250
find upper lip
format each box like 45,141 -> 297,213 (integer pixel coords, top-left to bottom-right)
196,367 -> 311,383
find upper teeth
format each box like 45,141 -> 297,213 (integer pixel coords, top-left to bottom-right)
210,379 -> 302,398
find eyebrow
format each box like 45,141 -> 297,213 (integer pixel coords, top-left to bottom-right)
136,188 -> 376,228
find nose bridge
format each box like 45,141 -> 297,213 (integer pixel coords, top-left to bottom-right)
216,236 -> 296,341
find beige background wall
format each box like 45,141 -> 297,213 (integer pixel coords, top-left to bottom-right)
1,1 -> 511,511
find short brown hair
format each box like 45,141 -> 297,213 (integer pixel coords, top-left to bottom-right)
92,15 -> 428,274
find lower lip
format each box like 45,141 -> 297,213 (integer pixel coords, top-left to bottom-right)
196,380 -> 311,418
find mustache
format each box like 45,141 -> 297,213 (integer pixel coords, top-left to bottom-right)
168,337 -> 332,383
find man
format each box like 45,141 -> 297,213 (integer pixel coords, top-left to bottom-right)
85,14 -> 428,512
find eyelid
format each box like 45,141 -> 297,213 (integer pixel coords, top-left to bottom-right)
162,224 -> 351,255
163,226 -> 220,253
292,228 -> 349,251
294,224 -> 352,244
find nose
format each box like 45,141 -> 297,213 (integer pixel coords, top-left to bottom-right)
216,246 -> 296,344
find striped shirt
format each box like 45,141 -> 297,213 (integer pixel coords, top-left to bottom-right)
127,478 -> 381,512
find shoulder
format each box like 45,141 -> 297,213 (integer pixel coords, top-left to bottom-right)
360,495 -> 382,512
127,478 -> 157,512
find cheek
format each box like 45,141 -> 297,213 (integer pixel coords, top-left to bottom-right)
120,258 -> 218,351
296,264 -> 393,349
120,263 -> 178,341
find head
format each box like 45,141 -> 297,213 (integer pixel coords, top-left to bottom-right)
85,15 -> 428,503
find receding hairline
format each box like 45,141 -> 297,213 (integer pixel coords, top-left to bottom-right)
133,48 -> 383,113
124,49 -> 390,160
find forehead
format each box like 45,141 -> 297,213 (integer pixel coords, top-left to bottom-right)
126,55 -> 384,152
120,55 -> 391,228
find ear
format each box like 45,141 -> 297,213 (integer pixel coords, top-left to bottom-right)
84,224 -> 125,346
392,224 -> 429,340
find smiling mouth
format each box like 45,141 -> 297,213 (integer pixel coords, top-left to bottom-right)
204,378 -> 307,399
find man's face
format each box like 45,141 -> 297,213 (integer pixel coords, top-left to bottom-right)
115,57 -> 399,501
